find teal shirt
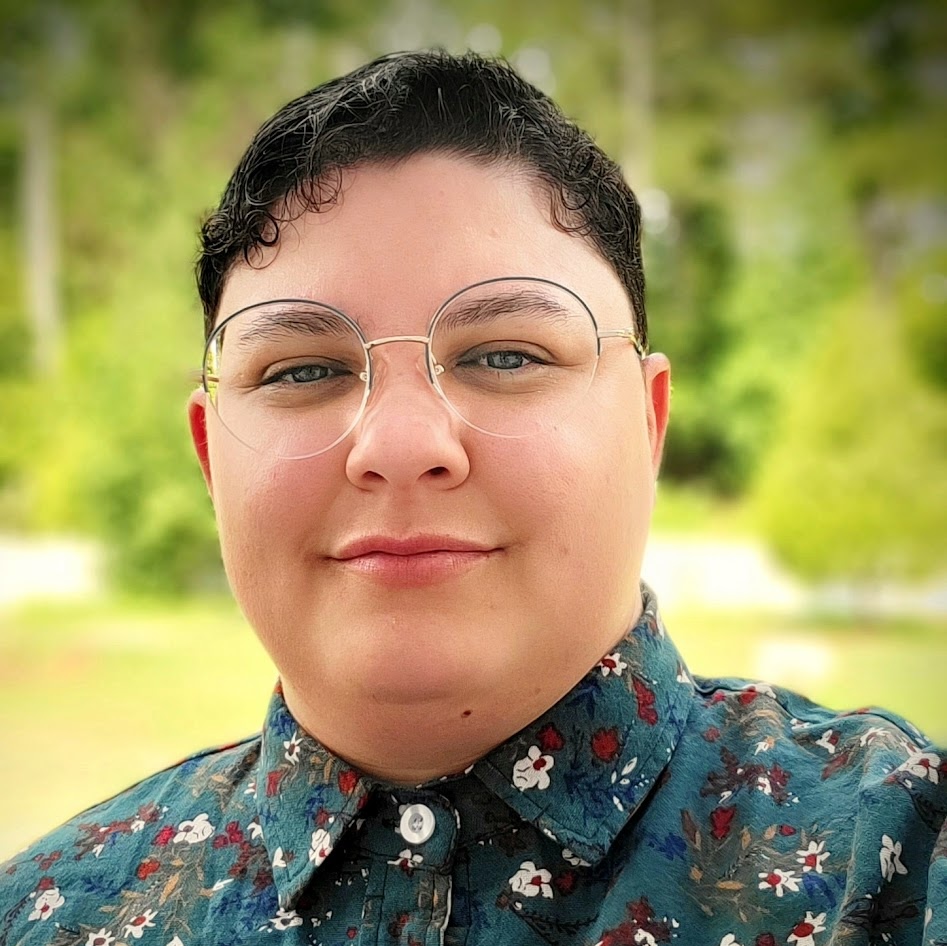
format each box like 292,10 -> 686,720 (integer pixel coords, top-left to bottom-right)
2,588 -> 946,945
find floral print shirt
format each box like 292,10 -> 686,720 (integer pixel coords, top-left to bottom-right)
2,587 -> 946,945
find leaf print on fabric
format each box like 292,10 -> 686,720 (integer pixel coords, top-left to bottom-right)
879,834 -> 908,881
815,730 -> 838,754
594,895 -> 678,945
174,813 -> 214,844
710,805 -> 736,840
757,868 -> 800,897
309,828 -> 333,866
387,849 -> 423,874
513,746 -> 555,790
562,848 -> 591,867
787,911 -> 827,946
509,861 -> 554,899
27,885 -> 64,921
796,841 -> 829,874
123,909 -> 158,939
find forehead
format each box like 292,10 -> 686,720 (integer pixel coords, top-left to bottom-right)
218,154 -> 631,335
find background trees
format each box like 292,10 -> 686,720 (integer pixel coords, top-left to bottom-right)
1,0 -> 944,591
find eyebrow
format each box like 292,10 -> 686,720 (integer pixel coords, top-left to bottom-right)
437,289 -> 577,330
228,304 -> 355,350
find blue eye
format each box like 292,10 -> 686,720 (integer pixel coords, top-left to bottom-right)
459,350 -> 545,372
263,364 -> 348,385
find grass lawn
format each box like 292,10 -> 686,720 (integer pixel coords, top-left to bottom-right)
1,595 -> 944,860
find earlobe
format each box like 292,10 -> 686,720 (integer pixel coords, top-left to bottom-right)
642,354 -> 671,477
187,389 -> 214,498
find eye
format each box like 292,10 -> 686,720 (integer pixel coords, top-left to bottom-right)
262,363 -> 349,385
458,348 -> 548,371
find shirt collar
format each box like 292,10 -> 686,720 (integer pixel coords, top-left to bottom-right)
255,584 -> 693,907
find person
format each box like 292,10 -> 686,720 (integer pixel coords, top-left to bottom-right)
1,49 -> 944,946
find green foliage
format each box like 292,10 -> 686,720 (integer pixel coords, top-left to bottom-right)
753,294 -> 947,581
0,0 -> 944,589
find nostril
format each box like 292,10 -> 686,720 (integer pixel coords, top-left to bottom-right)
429,466 -> 449,477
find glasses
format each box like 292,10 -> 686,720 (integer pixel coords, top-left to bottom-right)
202,276 -> 646,460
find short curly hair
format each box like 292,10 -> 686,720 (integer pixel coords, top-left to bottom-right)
196,49 -> 647,348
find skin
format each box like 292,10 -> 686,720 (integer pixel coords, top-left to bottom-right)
188,154 -> 670,784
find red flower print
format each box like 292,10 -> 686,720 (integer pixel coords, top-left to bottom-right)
266,770 -> 286,798
316,807 -> 331,828
213,836 -> 229,849
36,876 -> 56,892
554,870 -> 578,895
632,677 -> 659,725
347,928 -> 358,939
338,769 -> 359,795
710,805 -> 736,840
225,821 -> 244,844
739,687 -> 760,705
154,826 -> 176,846
756,936 -> 777,946
779,824 -> 797,836
136,857 -> 161,881
792,920 -> 815,936
33,851 -> 61,871
591,728 -> 622,763
709,691 -> 727,704
703,726 -> 722,742
537,724 -> 565,753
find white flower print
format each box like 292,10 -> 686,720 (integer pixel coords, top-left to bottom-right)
756,774 -> 773,795
283,731 -> 302,765
269,908 -> 303,930
788,911 -> 827,946
512,746 -> 555,791
309,828 -> 333,866
130,818 -> 146,834
859,725 -> 885,747
757,868 -> 800,897
896,751 -> 941,784
509,861 -> 554,898
174,813 -> 214,844
28,887 -> 64,922
815,730 -> 837,754
754,737 -> 775,755
85,929 -> 115,946
387,848 -> 424,873
634,932 -> 657,946
123,909 -> 157,939
248,818 -> 263,840
272,846 -> 287,869
720,936 -> 743,946
562,848 -> 591,867
166,938 -> 185,946
879,834 -> 908,882
796,840 -> 830,873
598,653 -> 627,677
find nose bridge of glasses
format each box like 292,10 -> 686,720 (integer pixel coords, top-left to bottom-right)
362,334 -> 442,400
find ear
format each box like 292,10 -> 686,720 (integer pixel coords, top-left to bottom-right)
641,353 -> 671,479
187,388 -> 214,498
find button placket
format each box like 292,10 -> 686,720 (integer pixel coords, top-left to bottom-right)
400,803 -> 437,845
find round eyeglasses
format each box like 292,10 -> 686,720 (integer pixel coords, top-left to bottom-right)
201,276 -> 646,460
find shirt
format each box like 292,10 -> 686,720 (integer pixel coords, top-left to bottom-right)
2,587 -> 945,946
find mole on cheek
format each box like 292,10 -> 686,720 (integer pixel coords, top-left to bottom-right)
461,710 -> 472,718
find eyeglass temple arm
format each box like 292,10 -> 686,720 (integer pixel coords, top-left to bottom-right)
597,328 -> 647,358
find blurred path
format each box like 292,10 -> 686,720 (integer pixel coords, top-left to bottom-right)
0,533 -> 944,617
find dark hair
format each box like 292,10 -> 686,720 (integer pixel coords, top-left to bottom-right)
196,49 -> 647,348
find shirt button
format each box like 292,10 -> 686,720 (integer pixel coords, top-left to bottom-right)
399,804 -> 436,844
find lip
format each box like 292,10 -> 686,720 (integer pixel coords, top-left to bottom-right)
332,535 -> 500,588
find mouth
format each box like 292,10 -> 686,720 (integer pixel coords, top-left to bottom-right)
332,535 -> 501,588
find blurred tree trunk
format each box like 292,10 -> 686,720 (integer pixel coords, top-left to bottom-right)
619,0 -> 652,190
21,98 -> 61,378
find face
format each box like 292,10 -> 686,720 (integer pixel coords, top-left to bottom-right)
189,154 -> 670,776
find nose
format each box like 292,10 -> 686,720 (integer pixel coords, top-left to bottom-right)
344,343 -> 470,491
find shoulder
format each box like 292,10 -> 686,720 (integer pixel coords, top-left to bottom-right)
0,734 -> 261,943
670,673 -> 947,936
